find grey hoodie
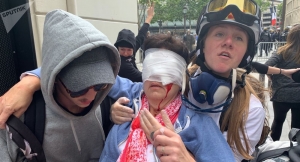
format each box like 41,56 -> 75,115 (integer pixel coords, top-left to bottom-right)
0,9 -> 120,162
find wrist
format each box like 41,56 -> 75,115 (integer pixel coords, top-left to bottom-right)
18,75 -> 41,94
145,17 -> 153,24
279,68 -> 282,74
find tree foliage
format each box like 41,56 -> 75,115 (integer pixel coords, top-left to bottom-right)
138,0 -> 209,23
138,0 -> 272,24
277,2 -> 283,18
254,0 -> 271,12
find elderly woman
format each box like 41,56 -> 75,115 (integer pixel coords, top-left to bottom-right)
100,34 -> 234,161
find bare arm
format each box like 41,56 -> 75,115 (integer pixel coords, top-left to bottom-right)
0,76 -> 40,129
252,62 -> 300,79
267,66 -> 300,79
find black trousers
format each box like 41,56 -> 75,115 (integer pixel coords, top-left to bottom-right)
259,43 -> 269,56
271,101 -> 300,141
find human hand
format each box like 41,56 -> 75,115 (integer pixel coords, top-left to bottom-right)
153,125 -> 195,161
0,75 -> 40,129
140,109 -> 195,162
281,68 -> 300,79
110,97 -> 134,124
140,109 -> 174,143
145,3 -> 155,24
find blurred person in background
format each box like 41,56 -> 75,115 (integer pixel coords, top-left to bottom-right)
265,24 -> 300,141
115,3 -> 155,82
183,29 -> 195,52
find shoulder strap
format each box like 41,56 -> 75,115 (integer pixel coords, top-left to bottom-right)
256,147 -> 290,162
288,128 -> 300,162
7,115 -> 46,162
289,128 -> 300,143
24,90 -> 46,144
6,90 -> 46,162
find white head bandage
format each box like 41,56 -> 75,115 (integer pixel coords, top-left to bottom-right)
142,48 -> 187,87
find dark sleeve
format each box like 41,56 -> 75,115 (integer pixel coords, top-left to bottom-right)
292,71 -> 300,83
118,60 -> 142,82
100,96 -> 115,137
134,23 -> 150,55
264,52 -> 282,66
252,62 -> 269,74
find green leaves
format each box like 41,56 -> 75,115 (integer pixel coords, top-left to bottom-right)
138,0 -> 209,24
138,0 -> 273,24
254,0 -> 271,12
277,2 -> 283,18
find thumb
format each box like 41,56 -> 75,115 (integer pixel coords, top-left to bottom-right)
161,110 -> 175,132
118,97 -> 130,105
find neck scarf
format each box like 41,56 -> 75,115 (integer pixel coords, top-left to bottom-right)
118,94 -> 182,162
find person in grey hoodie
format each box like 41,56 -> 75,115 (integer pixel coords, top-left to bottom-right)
0,9 -> 120,162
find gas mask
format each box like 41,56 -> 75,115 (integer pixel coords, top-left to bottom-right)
183,68 -> 236,113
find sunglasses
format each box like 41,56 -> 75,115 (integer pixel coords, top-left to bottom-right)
59,79 -> 108,98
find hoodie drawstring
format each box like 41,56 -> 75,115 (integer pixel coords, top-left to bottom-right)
70,120 -> 81,153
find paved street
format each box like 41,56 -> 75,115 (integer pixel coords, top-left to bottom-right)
136,62 -> 291,141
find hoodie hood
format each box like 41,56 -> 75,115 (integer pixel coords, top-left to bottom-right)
114,29 -> 136,49
40,9 -> 120,119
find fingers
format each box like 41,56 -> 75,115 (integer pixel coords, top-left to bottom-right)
0,97 -> 14,129
112,115 -> 133,124
153,128 -> 181,147
156,145 -> 172,157
140,109 -> 176,143
111,97 -> 134,124
151,2 -> 155,7
117,97 -> 130,105
140,109 -> 162,142
161,110 -> 175,132
141,109 -> 159,126
0,97 -> 7,129
0,76 -> 38,129
154,131 -> 195,162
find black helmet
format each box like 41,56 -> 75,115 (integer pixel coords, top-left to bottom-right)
196,0 -> 262,69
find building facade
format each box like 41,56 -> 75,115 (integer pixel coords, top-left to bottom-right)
285,0 -> 300,27
29,0 -> 138,66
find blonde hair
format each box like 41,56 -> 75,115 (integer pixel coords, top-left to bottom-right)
188,64 -> 269,160
277,25 -> 300,64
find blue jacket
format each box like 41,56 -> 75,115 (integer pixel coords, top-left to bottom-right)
100,77 -> 235,162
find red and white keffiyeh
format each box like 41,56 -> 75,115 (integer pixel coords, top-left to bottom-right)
118,93 -> 182,162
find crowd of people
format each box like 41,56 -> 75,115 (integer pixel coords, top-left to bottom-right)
258,26 -> 292,57
0,0 -> 300,162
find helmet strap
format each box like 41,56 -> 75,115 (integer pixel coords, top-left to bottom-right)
238,40 -> 255,68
